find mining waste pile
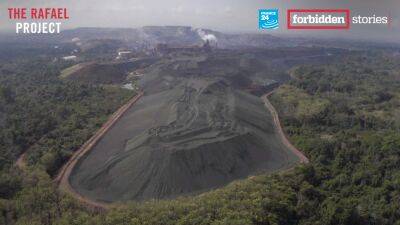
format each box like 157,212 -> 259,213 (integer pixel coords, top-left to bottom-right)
70,54 -> 301,203
60,58 -> 157,84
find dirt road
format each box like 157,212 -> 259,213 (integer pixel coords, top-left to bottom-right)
15,152 -> 27,170
262,91 -> 309,164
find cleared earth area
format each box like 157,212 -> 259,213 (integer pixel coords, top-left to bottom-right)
68,52 -> 319,203
70,80 -> 299,203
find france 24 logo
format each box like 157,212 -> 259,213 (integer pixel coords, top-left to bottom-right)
259,9 -> 279,29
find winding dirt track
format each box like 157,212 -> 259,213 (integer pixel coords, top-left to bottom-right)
262,91 -> 309,164
55,91 -> 144,211
15,152 -> 27,169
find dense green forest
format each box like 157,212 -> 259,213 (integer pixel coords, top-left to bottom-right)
0,57 -> 134,219
0,51 -> 399,225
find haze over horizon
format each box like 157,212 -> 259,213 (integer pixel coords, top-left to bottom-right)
0,0 -> 399,43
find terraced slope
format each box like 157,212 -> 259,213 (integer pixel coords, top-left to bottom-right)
70,79 -> 300,202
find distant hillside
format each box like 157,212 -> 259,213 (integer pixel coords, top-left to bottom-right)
60,58 -> 157,84
60,62 -> 126,84
59,26 -> 293,49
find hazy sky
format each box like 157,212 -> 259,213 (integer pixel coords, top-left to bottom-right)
1,0 -> 399,42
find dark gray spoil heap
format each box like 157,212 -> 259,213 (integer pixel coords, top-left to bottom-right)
69,79 -> 300,202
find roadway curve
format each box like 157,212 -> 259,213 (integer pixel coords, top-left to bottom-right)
262,90 -> 309,164
55,91 -> 144,211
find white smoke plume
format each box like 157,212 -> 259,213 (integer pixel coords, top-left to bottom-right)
71,37 -> 80,42
196,29 -> 217,43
